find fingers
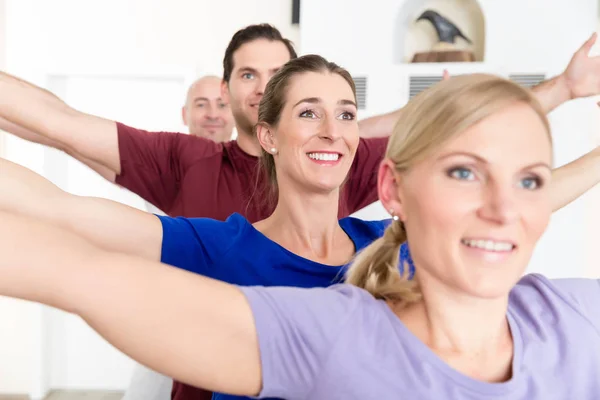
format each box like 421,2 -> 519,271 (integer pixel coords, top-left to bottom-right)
442,69 -> 450,81
579,32 -> 598,55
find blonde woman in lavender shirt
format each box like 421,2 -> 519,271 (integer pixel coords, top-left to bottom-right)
1,73 -> 599,399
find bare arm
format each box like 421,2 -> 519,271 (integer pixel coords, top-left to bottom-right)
532,33 -> 600,113
0,157 -> 161,260
550,146 -> 600,211
0,71 -> 121,177
0,116 -> 116,181
530,74 -> 572,114
0,211 -> 262,395
357,109 -> 403,138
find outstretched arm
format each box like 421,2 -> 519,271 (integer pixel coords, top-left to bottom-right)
0,211 -> 262,395
0,71 -> 122,178
0,157 -> 161,260
0,116 -> 116,181
550,146 -> 600,211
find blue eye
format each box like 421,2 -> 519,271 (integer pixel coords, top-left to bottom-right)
519,176 -> 541,190
242,73 -> 254,80
448,167 -> 475,181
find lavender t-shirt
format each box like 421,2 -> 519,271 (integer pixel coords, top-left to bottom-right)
240,274 -> 600,399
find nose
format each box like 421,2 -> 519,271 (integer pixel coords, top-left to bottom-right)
478,180 -> 519,225
317,114 -> 341,142
255,76 -> 269,96
204,105 -> 218,120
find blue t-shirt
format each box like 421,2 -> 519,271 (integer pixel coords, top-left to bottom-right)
159,213 -> 389,288
158,213 -> 389,400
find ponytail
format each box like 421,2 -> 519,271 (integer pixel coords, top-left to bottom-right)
346,220 -> 421,304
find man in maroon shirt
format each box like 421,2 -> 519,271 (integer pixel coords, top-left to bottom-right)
1,24 -> 600,400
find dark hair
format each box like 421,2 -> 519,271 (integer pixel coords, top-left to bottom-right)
255,54 -> 357,205
223,24 -> 297,83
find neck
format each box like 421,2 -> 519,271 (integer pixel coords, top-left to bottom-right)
255,183 -> 344,260
399,275 -> 512,354
397,278 -> 514,382
235,129 -> 262,156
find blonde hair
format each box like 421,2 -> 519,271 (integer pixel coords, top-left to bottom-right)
345,73 -> 551,304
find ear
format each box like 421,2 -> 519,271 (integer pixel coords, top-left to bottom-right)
221,80 -> 230,104
377,159 -> 406,222
181,106 -> 188,126
256,123 -> 277,154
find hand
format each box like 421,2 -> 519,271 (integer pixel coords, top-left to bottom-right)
442,69 -> 450,81
562,33 -> 600,100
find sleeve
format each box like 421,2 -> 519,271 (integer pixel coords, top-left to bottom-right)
239,284 -> 365,399
158,215 -> 237,277
549,276 -> 600,329
114,122 -> 221,213
342,137 -> 389,214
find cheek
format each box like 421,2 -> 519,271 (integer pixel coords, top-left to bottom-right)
347,130 -> 360,155
407,182 -> 475,230
191,110 -> 204,121
523,203 -> 551,243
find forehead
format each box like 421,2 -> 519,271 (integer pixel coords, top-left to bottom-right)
435,102 -> 552,167
285,72 -> 356,106
189,79 -> 222,99
232,39 -> 291,72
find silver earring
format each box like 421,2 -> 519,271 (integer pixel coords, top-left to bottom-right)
270,148 -> 277,154
390,209 -> 399,221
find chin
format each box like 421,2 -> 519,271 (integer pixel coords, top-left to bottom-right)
462,272 -> 522,300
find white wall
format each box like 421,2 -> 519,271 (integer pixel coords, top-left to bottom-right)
0,0 -> 299,396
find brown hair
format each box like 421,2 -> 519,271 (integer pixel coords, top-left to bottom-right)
222,24 -> 297,83
255,54 -> 357,204
345,73 -> 551,304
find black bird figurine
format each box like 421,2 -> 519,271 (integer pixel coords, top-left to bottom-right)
416,10 -> 472,45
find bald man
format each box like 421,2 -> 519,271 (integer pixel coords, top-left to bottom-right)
182,75 -> 234,142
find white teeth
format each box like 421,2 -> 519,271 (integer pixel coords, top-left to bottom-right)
308,152 -> 340,161
461,239 -> 514,252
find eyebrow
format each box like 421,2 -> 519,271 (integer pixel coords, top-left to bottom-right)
292,97 -> 357,108
437,151 -> 552,171
193,97 -> 223,102
238,67 -> 257,73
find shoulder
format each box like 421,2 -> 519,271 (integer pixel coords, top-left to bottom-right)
241,283 -> 376,323
357,136 -> 389,152
159,212 -> 249,237
158,213 -> 251,269
340,217 -> 390,248
158,213 -> 250,255
513,273 -> 600,300
511,273 -> 600,328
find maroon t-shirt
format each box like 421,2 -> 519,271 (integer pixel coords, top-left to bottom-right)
114,122 -> 388,399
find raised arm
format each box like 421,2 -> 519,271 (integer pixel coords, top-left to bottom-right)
532,33 -> 600,113
357,109 -> 403,139
0,210 -> 262,396
0,157 -> 161,260
550,146 -> 600,211
0,71 -> 122,177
